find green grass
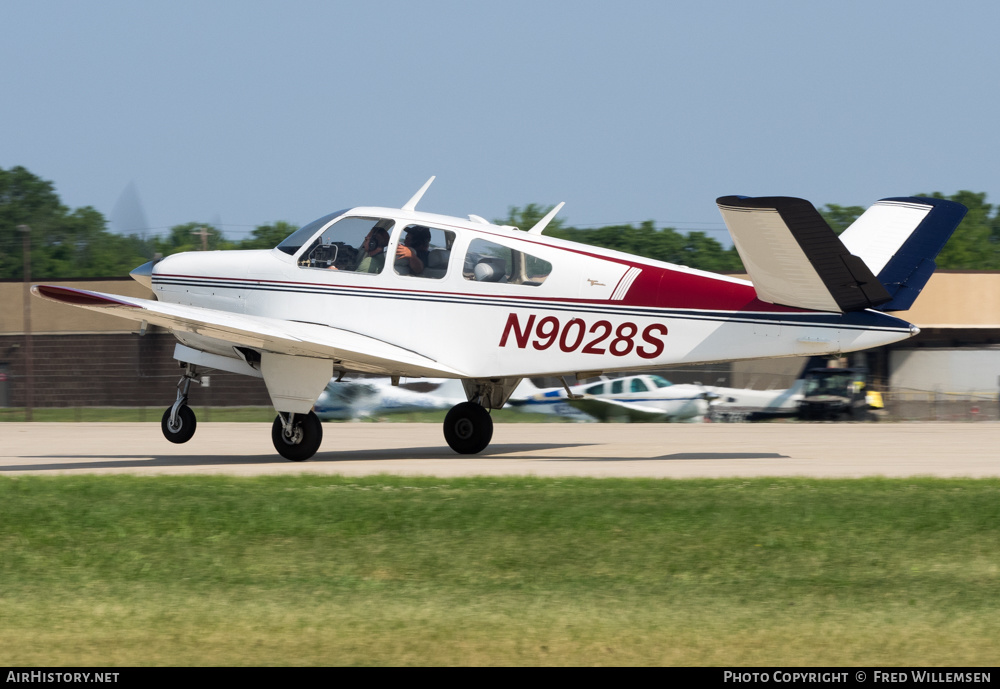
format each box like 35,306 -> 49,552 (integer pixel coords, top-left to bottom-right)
1,476 -> 998,666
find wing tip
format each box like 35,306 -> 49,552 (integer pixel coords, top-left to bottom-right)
32,285 -> 141,308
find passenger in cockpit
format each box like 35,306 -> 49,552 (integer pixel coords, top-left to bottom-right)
395,226 -> 431,276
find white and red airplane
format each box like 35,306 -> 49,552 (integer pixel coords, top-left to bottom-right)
33,179 -> 965,460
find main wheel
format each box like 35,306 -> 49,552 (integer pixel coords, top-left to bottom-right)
272,411 -> 323,461
443,402 -> 493,454
161,404 -> 197,444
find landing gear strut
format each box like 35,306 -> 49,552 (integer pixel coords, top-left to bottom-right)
443,402 -> 493,454
161,364 -> 200,444
272,411 -> 324,461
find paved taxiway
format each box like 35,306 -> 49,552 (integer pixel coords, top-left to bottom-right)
1,422 -> 997,478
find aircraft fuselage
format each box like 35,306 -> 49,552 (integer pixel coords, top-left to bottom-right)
147,205 -> 915,381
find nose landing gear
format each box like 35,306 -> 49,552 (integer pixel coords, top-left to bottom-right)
161,364 -> 202,444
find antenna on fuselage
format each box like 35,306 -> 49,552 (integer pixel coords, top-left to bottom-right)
527,202 -> 565,235
402,176 -> 436,211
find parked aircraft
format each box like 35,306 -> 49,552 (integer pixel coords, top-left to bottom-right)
707,378 -> 806,422
509,374 -> 714,422
33,180 -> 965,460
313,377 -> 466,420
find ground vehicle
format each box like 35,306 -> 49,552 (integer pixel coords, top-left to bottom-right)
797,367 -> 881,420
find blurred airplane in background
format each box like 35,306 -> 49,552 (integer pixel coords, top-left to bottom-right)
313,378 -> 466,420
509,375 -> 713,422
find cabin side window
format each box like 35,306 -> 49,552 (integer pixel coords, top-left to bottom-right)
463,238 -> 553,286
393,225 -> 456,279
297,216 -> 396,274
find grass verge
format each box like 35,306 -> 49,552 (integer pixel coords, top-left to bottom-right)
1,475 -> 998,666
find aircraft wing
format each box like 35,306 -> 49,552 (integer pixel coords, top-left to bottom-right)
32,285 -> 466,378
565,396 -> 674,423
716,196 -> 892,312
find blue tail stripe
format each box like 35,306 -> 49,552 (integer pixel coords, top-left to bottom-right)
874,197 -> 967,312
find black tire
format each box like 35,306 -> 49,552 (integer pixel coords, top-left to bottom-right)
161,405 -> 197,444
271,411 -> 323,461
443,402 -> 493,454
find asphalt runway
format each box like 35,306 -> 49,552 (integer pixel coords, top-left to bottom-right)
1,421 -> 998,478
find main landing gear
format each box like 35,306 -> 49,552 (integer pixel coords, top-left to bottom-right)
272,411 -> 324,461
161,364 -> 201,444
441,378 -> 521,455
443,401 -> 493,454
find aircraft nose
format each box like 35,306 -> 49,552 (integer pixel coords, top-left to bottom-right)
130,260 -> 156,289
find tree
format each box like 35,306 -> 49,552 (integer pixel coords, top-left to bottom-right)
1,166 -> 64,278
0,166 -> 148,279
496,204 -> 567,233
239,221 -> 298,250
820,204 -> 865,234
915,191 -> 1000,270
153,222 -> 232,256
505,206 -> 745,273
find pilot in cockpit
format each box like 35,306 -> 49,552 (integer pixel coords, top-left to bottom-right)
330,227 -> 390,273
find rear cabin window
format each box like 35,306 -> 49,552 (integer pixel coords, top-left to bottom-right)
393,225 -> 456,279
463,238 -> 552,286
297,216 -> 396,274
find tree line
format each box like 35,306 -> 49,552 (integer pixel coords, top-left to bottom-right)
2,165 -> 999,280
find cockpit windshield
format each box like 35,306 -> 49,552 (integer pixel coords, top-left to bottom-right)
275,209 -> 350,255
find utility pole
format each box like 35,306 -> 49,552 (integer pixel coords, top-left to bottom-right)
18,225 -> 33,421
192,226 -> 210,251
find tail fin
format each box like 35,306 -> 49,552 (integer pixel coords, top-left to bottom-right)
838,197 -> 967,311
716,195 -> 966,313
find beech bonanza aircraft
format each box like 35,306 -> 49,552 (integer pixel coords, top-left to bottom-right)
33,178 -> 965,460
509,374 -> 715,423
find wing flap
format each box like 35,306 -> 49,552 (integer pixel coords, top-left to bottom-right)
32,285 -> 466,378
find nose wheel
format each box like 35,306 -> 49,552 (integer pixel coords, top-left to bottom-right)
161,404 -> 197,444
443,402 -> 493,454
272,411 -> 323,461
161,365 -> 200,444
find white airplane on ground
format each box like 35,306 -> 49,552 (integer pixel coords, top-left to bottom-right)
313,377 -> 466,420
706,379 -> 806,422
33,179 -> 965,460
509,374 -> 713,422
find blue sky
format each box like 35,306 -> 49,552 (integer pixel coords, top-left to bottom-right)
2,0 -> 998,244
